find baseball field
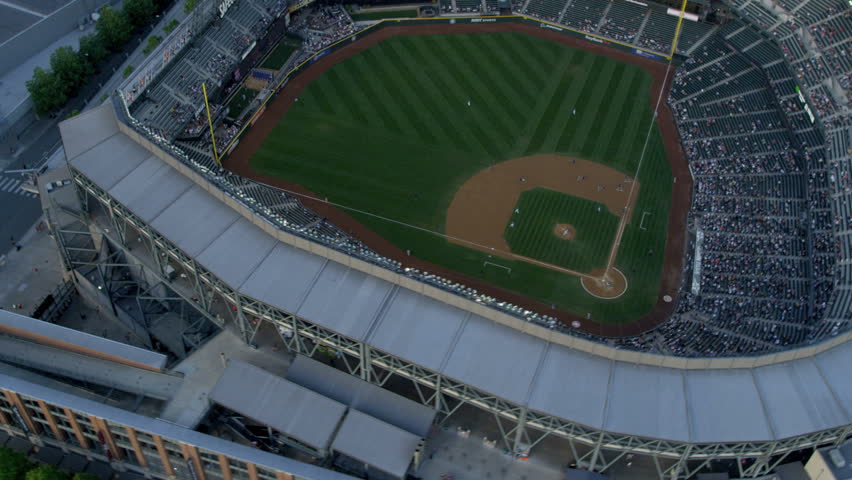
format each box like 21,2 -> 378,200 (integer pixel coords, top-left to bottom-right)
227,23 -> 689,329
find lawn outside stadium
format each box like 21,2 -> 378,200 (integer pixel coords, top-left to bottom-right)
67,9 -> 851,478
223,17 -> 694,337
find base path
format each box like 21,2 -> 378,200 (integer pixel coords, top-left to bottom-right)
224,22 -> 693,338
446,154 -> 638,277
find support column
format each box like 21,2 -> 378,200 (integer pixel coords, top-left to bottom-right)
2,391 -> 39,434
359,344 -> 372,382
89,416 -> 122,461
512,408 -> 528,457
181,443 -> 207,480
36,400 -> 65,441
152,434 -> 174,476
275,471 -> 294,480
217,454 -> 232,480
247,462 -> 259,480
125,427 -> 149,468
64,408 -> 90,449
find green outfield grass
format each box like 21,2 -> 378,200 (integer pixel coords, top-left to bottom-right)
350,9 -> 419,21
250,32 -> 672,323
504,189 -> 620,272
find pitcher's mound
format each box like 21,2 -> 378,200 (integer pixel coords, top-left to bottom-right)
581,268 -> 628,299
552,223 -> 576,240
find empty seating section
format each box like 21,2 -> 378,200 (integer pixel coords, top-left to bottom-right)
726,25 -> 763,50
523,0 -> 567,22
439,0 -> 453,13
560,0 -> 608,32
485,0 -> 500,13
744,40 -> 783,66
598,1 -> 646,42
635,9 -> 677,52
675,20 -> 714,53
769,20 -> 797,39
741,3 -> 778,30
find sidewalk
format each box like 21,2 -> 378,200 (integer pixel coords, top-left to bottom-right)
0,216 -> 64,316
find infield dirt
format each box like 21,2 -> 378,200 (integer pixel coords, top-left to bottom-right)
224,22 -> 692,337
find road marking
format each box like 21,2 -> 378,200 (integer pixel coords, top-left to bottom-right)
0,0 -> 46,17
1,178 -> 20,192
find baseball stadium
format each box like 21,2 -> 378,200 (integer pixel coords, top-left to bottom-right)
21,0 -> 851,477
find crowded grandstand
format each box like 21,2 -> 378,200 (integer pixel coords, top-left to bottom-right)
116,0 -> 850,358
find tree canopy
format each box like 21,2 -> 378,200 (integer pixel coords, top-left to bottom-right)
123,0 -> 157,29
26,67 -> 68,115
96,5 -> 132,51
0,447 -> 31,480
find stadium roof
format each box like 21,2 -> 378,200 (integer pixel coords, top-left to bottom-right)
331,409 -> 420,479
61,104 -> 852,445
286,355 -> 436,437
210,361 -> 347,451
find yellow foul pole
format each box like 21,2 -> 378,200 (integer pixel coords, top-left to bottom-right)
669,0 -> 689,60
202,83 -> 221,167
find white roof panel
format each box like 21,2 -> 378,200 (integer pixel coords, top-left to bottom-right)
209,361 -> 346,451
110,155 -> 194,222
331,410 -> 419,479
814,340 -> 852,417
198,218 -> 277,289
754,359 -> 849,439
527,345 -> 610,429
240,243 -> 326,312
70,134 -> 150,191
605,363 -> 690,441
442,315 -> 546,405
150,185 -> 240,257
686,369 -> 773,442
297,262 -> 392,340
367,288 -> 468,371
59,104 -> 120,159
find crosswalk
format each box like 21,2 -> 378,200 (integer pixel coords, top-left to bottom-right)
0,176 -> 38,198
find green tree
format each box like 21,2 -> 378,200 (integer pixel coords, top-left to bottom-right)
78,33 -> 109,67
27,67 -> 67,114
163,18 -> 179,35
50,46 -> 90,96
123,0 -> 156,29
0,447 -> 30,480
184,0 -> 197,14
96,5 -> 132,51
142,35 -> 162,55
71,475 -> 99,480
24,466 -> 67,480
123,64 -> 135,78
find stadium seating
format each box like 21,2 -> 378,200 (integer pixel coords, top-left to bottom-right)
560,0 -> 608,32
523,0 -> 567,23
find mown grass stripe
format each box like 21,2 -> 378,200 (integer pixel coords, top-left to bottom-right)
473,35 -> 540,108
342,55 -> 407,134
302,75 -> 335,115
564,58 -> 618,154
462,34 -> 531,130
369,41 -> 445,144
323,68 -> 371,125
535,50 -> 597,153
579,62 -> 628,156
591,68 -> 643,164
435,35 -> 516,147
382,38 -> 468,149
403,36 -> 499,157
353,49 -> 419,136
